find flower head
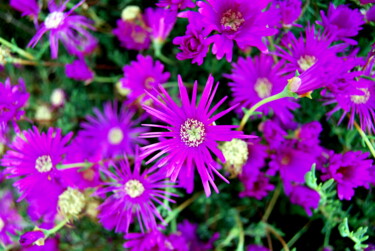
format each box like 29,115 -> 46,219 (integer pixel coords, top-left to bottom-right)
141,75 -> 250,196
0,78 -> 29,126
0,191 -> 22,245
10,0 -> 39,18
317,4 -> 365,45
28,0 -> 97,58
273,0 -> 302,28
80,102 -> 148,158
19,230 -> 45,247
113,17 -> 151,50
65,59 -> 94,82
198,0 -> 277,61
96,156 -> 177,233
321,151 -> 373,200
120,54 -> 170,104
144,7 -> 177,43
225,54 -> 299,124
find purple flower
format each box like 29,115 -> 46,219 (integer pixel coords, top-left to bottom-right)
321,151 -> 373,200
140,75 -> 249,196
65,59 -> 94,81
317,4 -> 365,45
1,127 -> 73,221
273,0 -> 302,28
286,184 -> 320,216
120,54 -> 170,104
22,238 -> 59,251
197,0 -> 277,61
28,0 -> 97,59
157,0 -> 195,10
0,78 -> 29,126
325,77 -> 375,134
113,19 -> 151,50
124,229 -> 180,251
10,0 -> 39,18
366,5 -> 375,22
144,8 -> 177,42
19,230 -> 45,246
239,164 -> 275,199
96,157 -> 177,233
276,26 -> 342,75
173,12 -> 209,65
260,120 -> 287,150
80,102 -> 148,158
0,191 -> 23,245
177,220 -> 219,251
225,54 -> 299,124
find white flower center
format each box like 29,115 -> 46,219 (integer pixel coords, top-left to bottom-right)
180,119 -> 206,147
297,55 -> 316,71
125,179 -> 145,198
219,139 -> 248,176
58,188 -> 86,217
0,217 -> 4,232
350,88 -> 370,104
221,9 -> 245,32
108,127 -> 124,145
255,78 -> 272,98
45,11 -> 65,29
35,155 -> 53,173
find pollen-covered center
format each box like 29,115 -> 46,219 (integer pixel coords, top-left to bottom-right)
58,188 -> 86,217
180,119 -> 206,147
297,55 -> 316,71
255,78 -> 272,98
35,155 -> 53,173
108,127 -> 124,145
125,179 -> 145,198
221,9 -> 245,32
45,11 -> 65,29
350,88 -> 370,104
0,217 -> 4,232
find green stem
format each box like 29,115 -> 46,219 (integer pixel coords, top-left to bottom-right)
238,90 -> 292,131
285,220 -> 311,250
235,211 -> 245,251
262,182 -> 282,222
0,37 -> 34,60
354,121 -> 375,158
93,75 -> 122,83
45,218 -> 70,238
56,162 -> 93,170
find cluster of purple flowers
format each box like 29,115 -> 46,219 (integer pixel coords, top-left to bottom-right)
1,0 -> 375,250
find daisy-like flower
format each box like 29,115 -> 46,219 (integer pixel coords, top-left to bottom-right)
273,0 -> 302,28
80,102 -> 148,158
120,54 -> 170,104
225,54 -> 299,124
28,0 -> 97,59
276,26 -> 342,75
197,0 -> 277,61
1,127 -> 76,221
0,78 -> 29,126
144,7 -> 177,43
96,156 -> 177,233
65,59 -> 94,82
325,77 -> 375,133
317,3 -> 365,45
0,191 -> 23,245
140,75 -> 249,196
321,151 -> 373,200
10,0 -> 39,19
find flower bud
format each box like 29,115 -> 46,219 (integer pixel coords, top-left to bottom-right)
121,6 -> 141,21
20,230 -> 45,246
50,88 -> 66,108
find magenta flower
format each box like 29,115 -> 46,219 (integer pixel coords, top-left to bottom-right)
0,78 -> 29,126
273,0 -> 302,28
113,19 -> 151,50
65,59 -> 94,81
140,75 -> 249,196
247,244 -> 271,251
144,7 -> 177,42
0,191 -> 22,245
173,12 -> 209,65
96,157 -> 177,233
317,4 -> 365,45
80,102 -> 148,158
157,0 -> 195,10
19,230 -> 45,246
28,0 -> 97,58
321,151 -> 373,200
286,184 -> 320,216
1,127 -> 73,221
325,78 -> 375,133
10,0 -> 39,18
120,54 -> 170,104
225,54 -> 299,124
197,0 -> 277,61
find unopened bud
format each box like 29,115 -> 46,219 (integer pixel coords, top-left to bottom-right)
50,88 -> 66,107
287,76 -> 301,93
121,6 -> 141,21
